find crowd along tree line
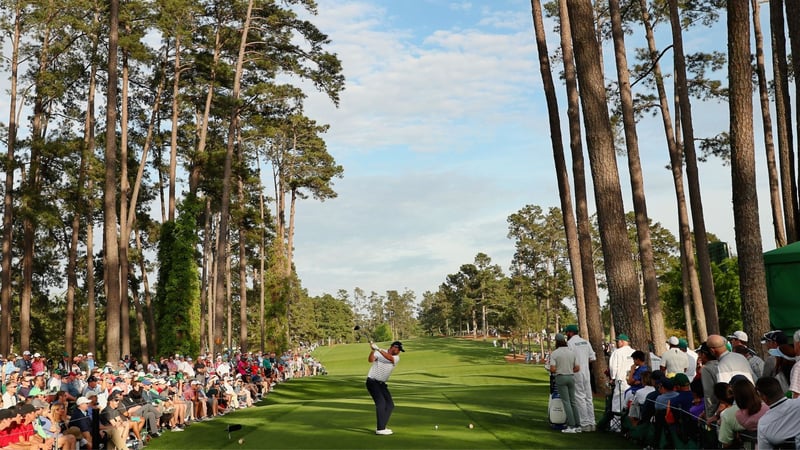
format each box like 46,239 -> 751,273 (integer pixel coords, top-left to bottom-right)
525,0 -> 799,392
0,0 -> 345,363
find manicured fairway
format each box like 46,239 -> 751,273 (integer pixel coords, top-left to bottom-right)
146,337 -> 637,449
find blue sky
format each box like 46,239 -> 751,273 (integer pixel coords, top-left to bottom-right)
291,0 -> 777,299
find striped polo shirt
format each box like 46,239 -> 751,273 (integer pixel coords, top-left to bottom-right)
367,351 -> 398,382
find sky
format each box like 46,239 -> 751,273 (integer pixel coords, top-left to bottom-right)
290,0 -> 781,300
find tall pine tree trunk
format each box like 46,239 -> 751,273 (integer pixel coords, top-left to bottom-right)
774,0 -> 798,241
667,0 -> 719,334
638,0 -> 707,340
529,0 -> 587,344
608,0 -> 665,354
214,0 -> 253,356
1,1 -> 22,354
728,0 -> 771,350
119,48 -> 131,359
752,0 -> 785,247
557,0 -> 607,393
566,0 -> 646,350
104,0 -> 122,364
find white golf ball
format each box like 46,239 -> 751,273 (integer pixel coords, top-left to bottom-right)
434,425 -> 438,430
469,423 -> 474,429
238,438 -> 244,444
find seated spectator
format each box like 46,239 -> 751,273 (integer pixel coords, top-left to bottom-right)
732,377 -> 768,433
756,376 -> 800,449
99,393 -> 130,450
688,378 -> 705,420
670,373 -> 694,412
0,407 -> 19,448
69,396 -> 93,449
34,401 -> 76,450
628,370 -> 654,426
715,381 -> 743,448
624,351 -> 648,407
2,381 -> 21,409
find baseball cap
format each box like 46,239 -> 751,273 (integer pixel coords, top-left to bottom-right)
672,373 -> 690,387
667,336 -> 679,346
678,338 -> 689,350
563,324 -> 579,333
761,330 -> 788,345
390,341 -> 405,352
22,351 -> 30,356
555,333 -> 567,343
616,334 -> 630,342
31,399 -> 49,410
728,331 -> 748,342
76,397 -> 91,406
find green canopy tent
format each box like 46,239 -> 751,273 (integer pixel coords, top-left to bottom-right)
763,242 -> 800,335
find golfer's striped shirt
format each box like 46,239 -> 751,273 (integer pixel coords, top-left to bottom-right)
367,351 -> 398,382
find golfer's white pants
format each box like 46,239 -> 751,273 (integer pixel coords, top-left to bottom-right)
611,379 -> 628,413
574,371 -> 595,426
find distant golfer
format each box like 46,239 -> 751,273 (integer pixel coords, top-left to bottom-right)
366,340 -> 404,435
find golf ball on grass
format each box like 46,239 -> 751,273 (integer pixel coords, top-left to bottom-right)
238,438 -> 244,444
469,423 -> 474,429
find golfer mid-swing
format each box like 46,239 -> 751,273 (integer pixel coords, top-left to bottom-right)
366,340 -> 404,435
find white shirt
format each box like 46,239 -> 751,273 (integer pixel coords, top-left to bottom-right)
757,397 -> 800,450
367,351 -> 398,382
609,345 -> 635,381
684,349 -> 698,378
660,348 -> 688,374
567,334 -> 596,374
717,351 -> 753,384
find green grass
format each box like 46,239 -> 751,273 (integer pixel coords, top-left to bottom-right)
145,337 -> 637,449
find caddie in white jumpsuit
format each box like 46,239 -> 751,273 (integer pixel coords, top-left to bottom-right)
564,324 -> 597,431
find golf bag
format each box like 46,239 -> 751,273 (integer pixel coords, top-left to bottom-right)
548,374 -> 567,428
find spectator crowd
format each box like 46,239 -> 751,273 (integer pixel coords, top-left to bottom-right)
0,346 -> 326,450
549,326 -> 800,449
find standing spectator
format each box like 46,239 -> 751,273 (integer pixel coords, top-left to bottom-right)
550,333 -> 581,433
608,334 -> 636,416
563,324 -> 597,431
760,330 -> 789,388
697,342 -> 720,420
366,341 -> 404,436
661,336 -> 689,375
708,334 -> 753,383
679,338 -> 698,379
732,345 -> 764,381
756,376 -> 800,450
789,329 -> 800,398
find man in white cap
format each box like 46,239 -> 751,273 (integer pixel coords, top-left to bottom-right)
726,330 -> 763,377
660,336 -> 688,375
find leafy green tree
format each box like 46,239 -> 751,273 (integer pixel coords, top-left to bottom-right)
154,197 -> 201,357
